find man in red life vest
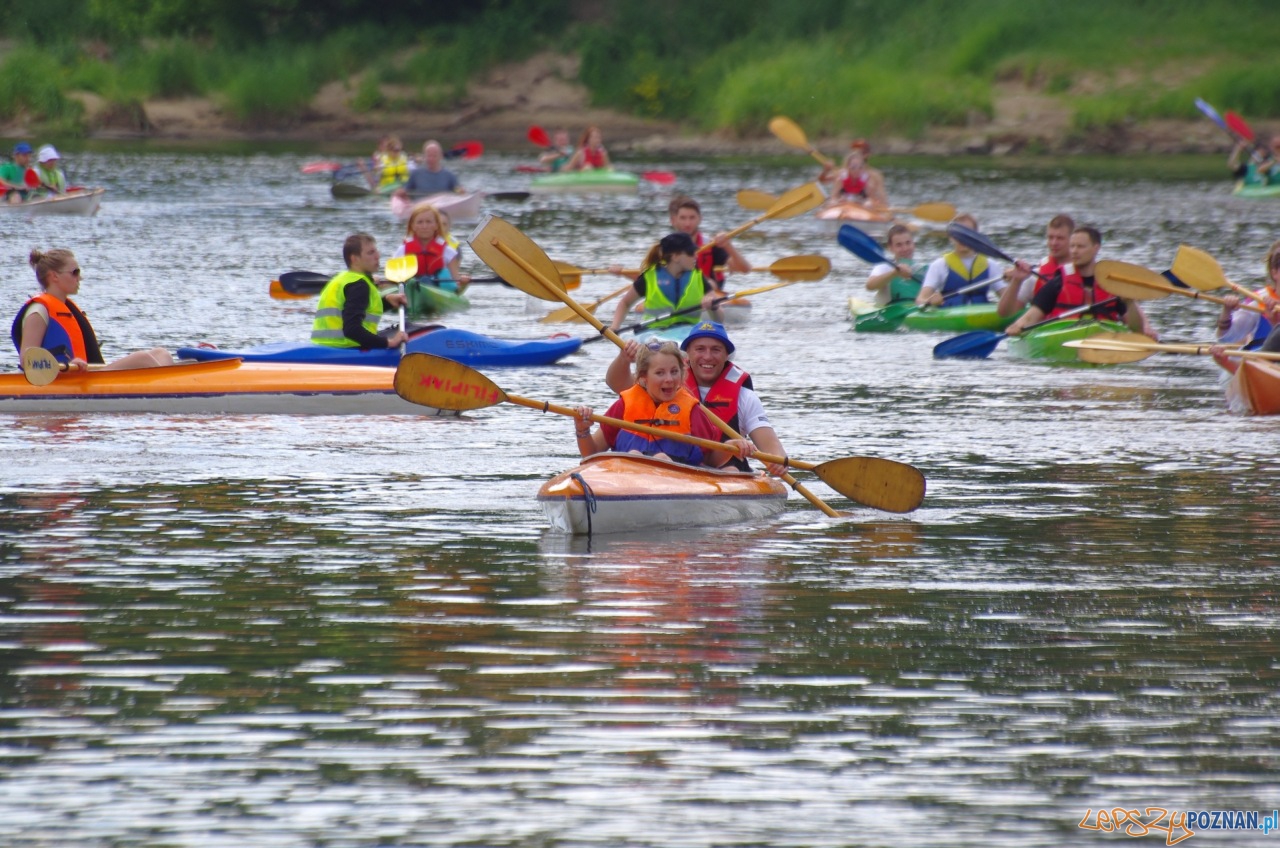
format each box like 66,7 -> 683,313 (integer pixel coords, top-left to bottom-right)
605,322 -> 787,476
997,214 -> 1075,318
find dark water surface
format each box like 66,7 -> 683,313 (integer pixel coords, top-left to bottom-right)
1,152 -> 1277,846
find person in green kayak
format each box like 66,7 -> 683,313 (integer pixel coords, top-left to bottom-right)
311,233 -> 408,350
997,214 -> 1075,318
607,233 -> 724,333
537,129 -> 574,173
915,214 -> 1011,308
1228,134 -> 1280,186
565,126 -> 611,172
1002,226 -> 1155,337
865,224 -> 923,306
0,141 -> 35,203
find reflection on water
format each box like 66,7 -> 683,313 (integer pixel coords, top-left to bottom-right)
1,153 -> 1278,846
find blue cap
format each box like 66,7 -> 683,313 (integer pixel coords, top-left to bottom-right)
680,321 -> 734,354
13,142 -> 31,154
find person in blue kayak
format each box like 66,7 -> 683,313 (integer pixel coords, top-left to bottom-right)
571,339 -> 752,468
865,224 -> 923,306
608,233 -> 725,333
311,233 -> 408,350
13,248 -> 173,371
604,321 -> 788,476
1002,226 -> 1154,337
1228,134 -> 1280,186
915,214 -> 1011,308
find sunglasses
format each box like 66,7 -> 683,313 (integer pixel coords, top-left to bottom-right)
64,267 -> 81,277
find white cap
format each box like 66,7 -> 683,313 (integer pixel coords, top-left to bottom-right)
37,145 -> 59,163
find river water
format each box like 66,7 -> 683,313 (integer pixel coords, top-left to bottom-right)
1,151 -> 1277,847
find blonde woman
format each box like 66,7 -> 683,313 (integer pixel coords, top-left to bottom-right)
392,202 -> 470,292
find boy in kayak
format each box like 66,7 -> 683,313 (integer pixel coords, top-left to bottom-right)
537,130 -> 574,172
608,233 -> 724,333
916,214 -> 1011,308
311,233 -> 408,350
1003,226 -> 1154,337
865,224 -> 923,306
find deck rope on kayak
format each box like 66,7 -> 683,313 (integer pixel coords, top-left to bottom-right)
569,472 -> 597,537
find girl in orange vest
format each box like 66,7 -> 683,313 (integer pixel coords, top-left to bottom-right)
12,248 -> 172,373
572,340 -> 751,467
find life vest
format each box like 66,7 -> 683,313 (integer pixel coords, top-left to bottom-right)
1037,265 -> 1122,320
581,146 -> 607,169
686,363 -> 753,471
642,266 -> 706,327
403,235 -> 447,278
11,293 -> 103,364
376,152 -> 409,189
691,233 -> 727,287
840,169 -> 869,198
613,384 -> 703,466
939,252 -> 990,306
1250,285 -> 1277,338
35,165 -> 65,194
311,271 -> 383,347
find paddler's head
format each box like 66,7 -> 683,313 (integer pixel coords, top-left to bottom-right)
681,321 -> 734,388
885,224 -> 915,260
948,213 -> 979,257
1046,214 -> 1075,264
668,195 -> 703,236
29,248 -> 80,297
1266,240 -> 1280,284
635,339 -> 686,404
343,233 -> 380,276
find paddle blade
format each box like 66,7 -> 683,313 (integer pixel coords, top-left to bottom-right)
736,189 -> 776,211
1226,111 -> 1256,142
301,160 -> 343,174
641,170 -> 676,185
385,255 -> 418,283
769,254 -> 831,282
946,223 -> 1015,265
811,457 -> 926,514
768,116 -> 810,150
270,280 -> 313,300
1063,333 -> 1160,365
837,223 -> 891,265
1195,97 -> 1227,130
907,201 -> 956,223
468,216 -> 567,302
21,348 -> 61,386
766,181 -> 825,219
394,353 -> 507,411
1170,244 -> 1228,292
853,301 -> 916,333
1094,260 -> 1173,300
277,270 -> 331,295
527,125 -> 550,148
447,140 -> 484,160
933,330 -> 1003,359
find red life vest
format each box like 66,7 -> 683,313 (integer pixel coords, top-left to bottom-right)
403,236 -> 447,278
840,170 -> 869,198
685,363 -> 753,471
691,232 -> 726,286
581,147 -> 607,169
1036,264 -> 1121,319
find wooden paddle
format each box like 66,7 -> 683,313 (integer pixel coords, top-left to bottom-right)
541,253 -> 831,323
1063,335 -> 1265,365
394,353 -> 926,514
736,189 -> 776,211
21,347 -> 65,386
1170,244 -> 1272,305
1097,258 -> 1269,314
769,116 -> 836,168
467,216 -> 915,517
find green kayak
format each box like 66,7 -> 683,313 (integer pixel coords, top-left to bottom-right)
405,278 -> 470,318
530,170 -> 640,194
903,304 -> 1020,333
1232,181 -> 1280,199
1007,318 -> 1129,362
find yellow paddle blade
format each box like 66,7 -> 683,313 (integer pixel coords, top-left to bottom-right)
767,254 -> 831,282
21,347 -> 62,386
468,217 -> 567,302
767,181 -> 826,219
1063,333 -> 1162,364
736,189 -> 776,211
385,255 -> 417,283
394,353 -> 507,411
904,201 -> 956,223
807,456 -> 926,514
1094,260 -> 1175,300
768,116 -> 810,150
1170,244 -> 1228,292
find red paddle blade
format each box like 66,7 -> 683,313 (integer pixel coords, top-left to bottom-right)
640,170 -> 676,185
24,169 -> 39,187
1226,111 -> 1256,142
447,140 -> 484,160
301,160 -> 343,174
527,125 -> 550,148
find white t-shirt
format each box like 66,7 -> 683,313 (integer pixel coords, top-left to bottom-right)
920,254 -> 1007,299
695,383 -> 770,435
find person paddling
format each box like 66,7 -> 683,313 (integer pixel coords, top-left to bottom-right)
915,214 -> 1010,308
997,214 -> 1075,318
865,224 -> 923,306
1214,240 -> 1280,356
565,126 -> 611,172
608,233 -> 724,333
819,139 -> 888,209
392,202 -> 471,293
12,248 -> 173,372
311,233 -> 408,350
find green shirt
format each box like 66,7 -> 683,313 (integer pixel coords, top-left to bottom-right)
0,161 -> 30,190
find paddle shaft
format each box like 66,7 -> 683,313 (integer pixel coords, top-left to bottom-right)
540,283 -> 632,324
1069,338 -> 1280,360
1016,297 -> 1121,335
1107,271 -> 1267,314
586,281 -> 795,343
490,236 -> 843,515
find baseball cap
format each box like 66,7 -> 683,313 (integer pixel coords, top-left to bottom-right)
659,232 -> 697,256
37,145 -> 59,163
680,321 -> 734,355
13,142 -> 32,154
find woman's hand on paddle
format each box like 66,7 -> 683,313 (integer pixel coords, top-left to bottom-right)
69,356 -> 88,372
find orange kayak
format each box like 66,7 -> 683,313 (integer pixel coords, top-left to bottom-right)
538,453 -> 788,535
1226,358 -> 1280,416
0,358 -> 457,415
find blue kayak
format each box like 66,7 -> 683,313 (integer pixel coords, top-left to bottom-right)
178,326 -> 581,368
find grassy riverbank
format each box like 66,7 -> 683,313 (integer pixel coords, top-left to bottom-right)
2,0 -> 1280,150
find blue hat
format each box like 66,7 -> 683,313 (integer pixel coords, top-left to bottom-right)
680,321 -> 734,354
13,142 -> 31,154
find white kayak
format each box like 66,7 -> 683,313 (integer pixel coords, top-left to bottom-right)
390,190 -> 485,224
